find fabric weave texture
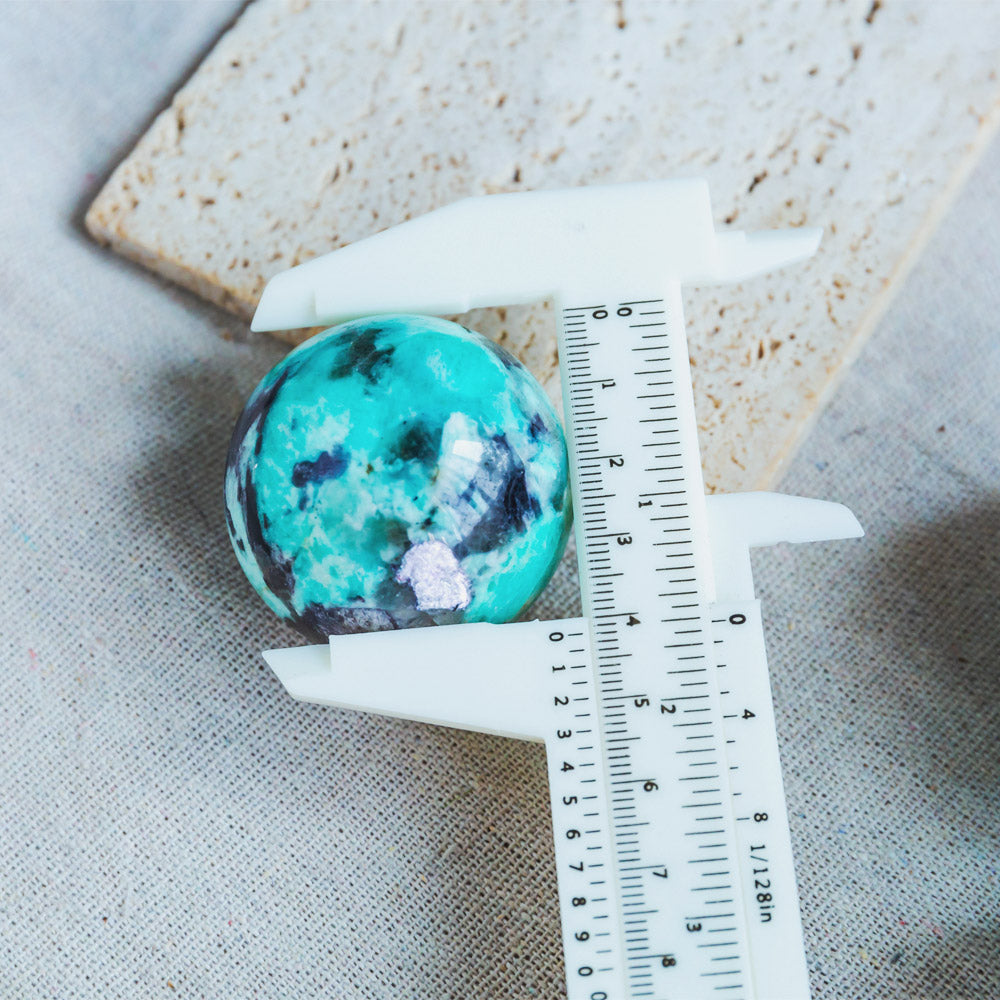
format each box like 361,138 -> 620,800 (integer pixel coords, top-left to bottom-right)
1,5 -> 997,998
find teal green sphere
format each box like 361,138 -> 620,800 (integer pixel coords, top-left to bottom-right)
225,315 -> 572,639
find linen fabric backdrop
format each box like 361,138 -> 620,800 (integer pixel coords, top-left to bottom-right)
1,4 -> 997,998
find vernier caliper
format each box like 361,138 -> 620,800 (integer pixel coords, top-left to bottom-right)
252,179 -> 862,1000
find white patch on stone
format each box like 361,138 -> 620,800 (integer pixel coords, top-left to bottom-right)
451,438 -> 484,462
395,539 -> 472,611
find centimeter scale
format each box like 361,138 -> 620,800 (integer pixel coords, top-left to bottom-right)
253,180 -> 863,1000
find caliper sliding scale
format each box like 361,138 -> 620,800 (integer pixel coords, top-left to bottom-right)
252,180 -> 863,1000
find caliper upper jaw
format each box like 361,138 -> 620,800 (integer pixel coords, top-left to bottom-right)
250,179 -> 823,332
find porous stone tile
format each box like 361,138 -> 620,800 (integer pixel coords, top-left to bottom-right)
86,0 -> 1000,491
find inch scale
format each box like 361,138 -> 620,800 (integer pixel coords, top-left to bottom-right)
253,180 -> 863,999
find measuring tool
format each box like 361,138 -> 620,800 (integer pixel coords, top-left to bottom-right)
252,179 -> 863,999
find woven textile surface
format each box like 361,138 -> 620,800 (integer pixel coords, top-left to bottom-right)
1,4 -> 997,998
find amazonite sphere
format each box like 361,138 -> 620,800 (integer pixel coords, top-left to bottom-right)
225,315 -> 571,639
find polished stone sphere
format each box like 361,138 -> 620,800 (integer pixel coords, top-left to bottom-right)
225,315 -> 572,639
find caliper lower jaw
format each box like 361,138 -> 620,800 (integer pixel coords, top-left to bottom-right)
261,491 -> 861,743
705,492 -> 863,603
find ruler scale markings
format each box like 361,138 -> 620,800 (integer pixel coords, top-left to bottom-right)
554,291 -> 756,1000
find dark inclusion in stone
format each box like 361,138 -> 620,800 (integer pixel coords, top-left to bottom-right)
395,421 -> 444,467
329,326 -> 394,384
291,445 -> 349,487
528,412 -> 548,440
298,604 -> 406,639
454,434 -> 542,557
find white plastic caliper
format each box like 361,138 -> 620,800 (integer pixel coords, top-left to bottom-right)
253,180 -> 862,1000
